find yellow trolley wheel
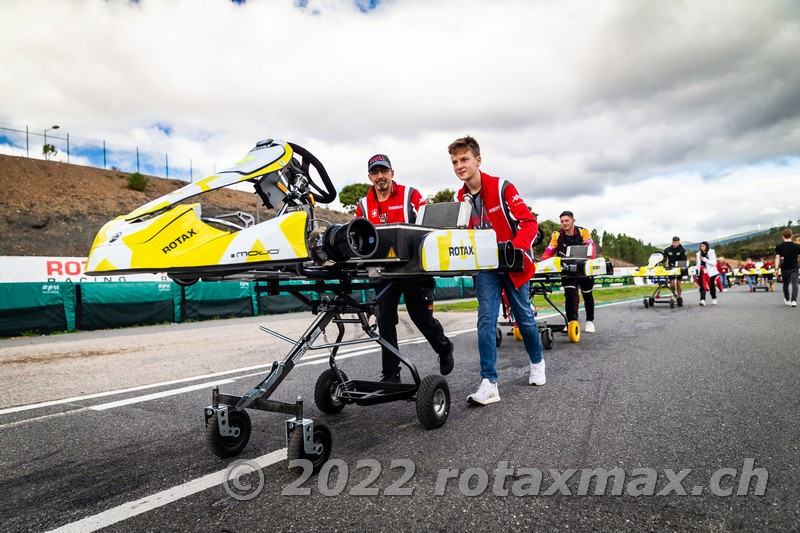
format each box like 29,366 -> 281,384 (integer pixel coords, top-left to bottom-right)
512,325 -> 523,341
567,320 -> 581,343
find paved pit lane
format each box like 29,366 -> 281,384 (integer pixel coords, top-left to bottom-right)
1,288 -> 798,531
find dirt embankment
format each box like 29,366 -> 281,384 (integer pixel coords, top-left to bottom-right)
0,154 -> 350,256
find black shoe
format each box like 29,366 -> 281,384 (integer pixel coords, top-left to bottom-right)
380,373 -> 401,384
439,341 -> 454,376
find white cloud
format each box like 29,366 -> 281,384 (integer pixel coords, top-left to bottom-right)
1,0 -> 799,244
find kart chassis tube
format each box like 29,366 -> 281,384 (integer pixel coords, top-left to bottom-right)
205,278 -> 425,454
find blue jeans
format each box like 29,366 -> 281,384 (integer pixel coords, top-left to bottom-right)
476,271 -> 543,383
746,275 -> 756,288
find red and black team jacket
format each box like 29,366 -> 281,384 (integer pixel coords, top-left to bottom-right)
455,172 -> 539,288
354,182 -> 425,224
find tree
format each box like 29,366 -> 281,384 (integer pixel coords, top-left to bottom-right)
127,172 -> 148,191
428,189 -> 455,204
42,143 -> 57,161
338,183 -> 371,213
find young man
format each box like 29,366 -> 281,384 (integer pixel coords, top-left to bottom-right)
540,211 -> 597,332
775,228 -> 800,307
354,154 -> 454,382
663,236 -> 688,300
448,136 -> 544,406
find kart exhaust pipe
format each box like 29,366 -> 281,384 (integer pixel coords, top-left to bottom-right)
310,218 -> 378,264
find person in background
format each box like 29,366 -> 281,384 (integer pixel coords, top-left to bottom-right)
775,229 -> 800,307
448,135 -> 544,406
540,211 -> 597,333
742,257 -> 757,291
696,241 -> 719,306
663,236 -> 688,301
717,257 -> 731,291
354,153 -> 454,382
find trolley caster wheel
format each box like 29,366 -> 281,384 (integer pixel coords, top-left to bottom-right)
314,369 -> 349,414
496,327 -> 503,347
643,298 -> 649,308
287,421 -> 332,474
205,409 -> 251,458
416,375 -> 450,429
567,320 -> 581,343
512,326 -> 522,341
677,297 -> 683,307
648,297 -> 655,307
541,328 -> 554,350
669,299 -> 675,309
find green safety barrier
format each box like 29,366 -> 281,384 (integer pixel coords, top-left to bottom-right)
78,282 -> 177,330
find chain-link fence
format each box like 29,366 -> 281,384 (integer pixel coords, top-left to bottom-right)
0,123 -> 215,182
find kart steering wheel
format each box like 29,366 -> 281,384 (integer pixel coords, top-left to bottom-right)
288,142 -> 337,204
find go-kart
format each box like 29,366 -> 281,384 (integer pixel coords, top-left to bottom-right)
85,138 -> 521,471
499,245 -> 613,348
633,252 -> 688,308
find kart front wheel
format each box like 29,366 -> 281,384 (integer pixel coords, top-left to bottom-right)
567,320 -> 581,343
416,375 -> 450,429
643,298 -> 649,308
205,409 -> 251,458
287,421 -> 332,474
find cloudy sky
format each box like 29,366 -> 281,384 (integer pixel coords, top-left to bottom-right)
2,0 -> 799,245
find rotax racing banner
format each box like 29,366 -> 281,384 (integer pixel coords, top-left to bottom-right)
0,256 -> 169,283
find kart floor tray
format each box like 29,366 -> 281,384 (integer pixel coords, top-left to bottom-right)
339,380 -> 417,406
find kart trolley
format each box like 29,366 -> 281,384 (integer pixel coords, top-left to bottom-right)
498,246 -> 613,349
634,253 -> 688,308
203,274 -> 451,471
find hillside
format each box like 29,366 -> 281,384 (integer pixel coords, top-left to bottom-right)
0,154 -> 351,257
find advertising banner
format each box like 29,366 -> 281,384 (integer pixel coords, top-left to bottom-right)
0,256 -> 169,283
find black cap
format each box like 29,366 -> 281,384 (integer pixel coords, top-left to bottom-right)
368,154 -> 392,171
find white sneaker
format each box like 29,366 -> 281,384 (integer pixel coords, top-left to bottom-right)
529,360 -> 546,386
699,300 -> 706,306
712,299 -> 718,305
785,299 -> 790,306
467,378 -> 500,405
585,321 -> 595,333
792,301 -> 798,307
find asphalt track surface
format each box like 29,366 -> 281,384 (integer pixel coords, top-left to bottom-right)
1,286 -> 799,532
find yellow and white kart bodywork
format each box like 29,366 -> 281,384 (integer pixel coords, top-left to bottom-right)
85,139 -> 510,282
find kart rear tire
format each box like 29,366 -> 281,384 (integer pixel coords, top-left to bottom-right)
496,327 -> 503,347
648,297 -> 655,307
512,326 -> 523,341
173,277 -> 199,287
567,320 -> 581,343
541,328 -> 554,350
314,369 -> 348,415
205,409 -> 251,458
287,421 -> 332,474
416,375 -> 450,430
670,299 -> 675,309
643,298 -> 649,308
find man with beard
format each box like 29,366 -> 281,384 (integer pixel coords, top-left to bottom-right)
354,154 -> 454,382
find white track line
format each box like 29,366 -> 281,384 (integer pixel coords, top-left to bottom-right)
47,448 -> 287,533
88,380 -> 235,411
